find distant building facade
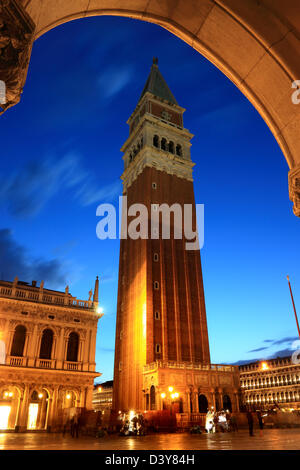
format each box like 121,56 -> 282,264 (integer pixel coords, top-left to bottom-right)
92,380 -> 113,412
0,276 -> 102,431
239,356 -> 300,410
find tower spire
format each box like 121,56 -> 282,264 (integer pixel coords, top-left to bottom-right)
93,275 -> 99,305
138,58 -> 178,105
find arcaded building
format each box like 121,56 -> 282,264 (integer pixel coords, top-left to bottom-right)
0,276 -> 102,431
113,60 -> 240,414
240,357 -> 300,410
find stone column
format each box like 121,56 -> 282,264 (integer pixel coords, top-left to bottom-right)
18,385 -> 30,431
27,324 -> 38,367
48,388 -> 58,429
56,328 -> 65,369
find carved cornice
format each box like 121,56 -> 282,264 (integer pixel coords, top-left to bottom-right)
289,164 -> 300,217
0,0 -> 35,114
122,148 -> 194,192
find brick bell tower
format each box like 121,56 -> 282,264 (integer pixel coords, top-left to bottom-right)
113,58 -> 213,414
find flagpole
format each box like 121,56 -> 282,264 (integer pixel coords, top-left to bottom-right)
287,275 -> 300,338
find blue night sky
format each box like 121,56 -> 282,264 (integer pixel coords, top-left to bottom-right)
1,16 -> 299,383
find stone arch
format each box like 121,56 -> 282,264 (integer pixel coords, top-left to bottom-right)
39,328 -> 54,359
10,1 -> 297,207
10,325 -> 26,357
198,393 -> 209,413
66,331 -> 79,362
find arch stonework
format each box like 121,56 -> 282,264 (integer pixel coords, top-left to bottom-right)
1,0 -> 300,214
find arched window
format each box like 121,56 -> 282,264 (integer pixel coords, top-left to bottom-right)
10,325 -> 26,357
176,144 -> 182,156
150,385 -> 156,410
66,332 -> 79,362
153,135 -> 159,148
198,394 -> 208,413
161,138 -> 167,151
168,141 -> 174,153
223,395 -> 232,411
39,329 -> 53,359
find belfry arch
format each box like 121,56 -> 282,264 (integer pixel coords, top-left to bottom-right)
1,0 -> 300,214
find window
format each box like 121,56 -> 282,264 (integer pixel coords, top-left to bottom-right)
11,325 -> 26,357
48,315 -> 55,320
154,281 -> 159,290
155,344 -> 161,354
21,311 -> 28,316
39,329 -> 53,360
74,318 -> 80,323
153,135 -> 159,148
153,253 -> 159,262
152,182 -> 157,189
154,311 -> 161,320
176,144 -> 182,156
66,332 -> 79,362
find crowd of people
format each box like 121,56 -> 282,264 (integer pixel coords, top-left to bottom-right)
205,407 -> 238,433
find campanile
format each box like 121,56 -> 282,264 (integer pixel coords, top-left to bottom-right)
113,60 -> 239,415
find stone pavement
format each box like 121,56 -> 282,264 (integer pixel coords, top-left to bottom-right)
0,429 -> 300,450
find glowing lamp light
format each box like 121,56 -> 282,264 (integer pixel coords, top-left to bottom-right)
4,392 -> 8,397
8,392 -> 13,397
261,362 -> 269,371
38,393 -> 43,399
66,394 -> 71,400
174,393 -> 179,399
168,386 -> 174,393
97,306 -> 104,314
98,387 -> 102,393
161,393 -> 166,399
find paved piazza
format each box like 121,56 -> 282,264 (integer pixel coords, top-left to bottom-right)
0,429 -> 299,450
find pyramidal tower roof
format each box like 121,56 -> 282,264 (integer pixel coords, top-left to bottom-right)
138,57 -> 178,105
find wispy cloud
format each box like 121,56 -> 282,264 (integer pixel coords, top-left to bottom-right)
98,66 -> 134,100
0,152 -> 122,218
247,347 -> 269,353
0,228 -> 68,288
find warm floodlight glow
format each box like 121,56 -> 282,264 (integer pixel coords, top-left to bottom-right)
171,393 -> 175,399
38,393 -> 43,399
66,394 -> 71,399
161,393 -> 166,399
0,406 -> 11,430
8,392 -> 13,398
98,387 -> 102,393
174,392 -> 179,398
129,410 -> 135,421
97,306 -> 104,314
4,392 -> 8,398
168,386 -> 173,393
261,362 -> 269,370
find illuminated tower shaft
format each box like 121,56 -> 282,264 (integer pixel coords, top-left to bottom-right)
113,60 -> 210,412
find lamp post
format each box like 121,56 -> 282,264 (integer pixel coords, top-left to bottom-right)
160,387 -> 179,414
287,276 -> 300,338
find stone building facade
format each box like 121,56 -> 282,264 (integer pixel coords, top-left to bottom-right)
0,276 -> 102,431
92,380 -> 113,413
240,356 -> 300,410
113,60 -> 240,414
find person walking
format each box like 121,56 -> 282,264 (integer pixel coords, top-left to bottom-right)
246,410 -> 254,436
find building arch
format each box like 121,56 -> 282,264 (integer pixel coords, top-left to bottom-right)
39,328 -> 54,359
150,385 -> 155,410
12,1 -> 300,216
223,394 -> 232,412
66,331 -> 80,362
198,393 -> 208,413
10,325 -> 26,357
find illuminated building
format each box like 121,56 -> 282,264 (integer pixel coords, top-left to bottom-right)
92,380 -> 113,412
113,59 -> 240,414
0,276 -> 102,431
240,356 -> 300,410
